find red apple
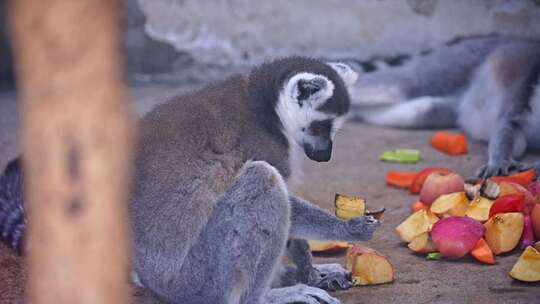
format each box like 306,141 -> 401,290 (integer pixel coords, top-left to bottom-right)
532,204 -> 540,240
420,172 -> 465,205
431,216 -> 485,259
410,167 -> 452,194
499,182 -> 536,214
528,181 -> 540,198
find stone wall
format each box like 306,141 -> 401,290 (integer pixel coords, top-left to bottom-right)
139,0 -> 540,72
2,0 -> 540,88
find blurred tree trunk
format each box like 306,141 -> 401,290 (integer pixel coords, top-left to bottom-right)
8,1 -> 135,303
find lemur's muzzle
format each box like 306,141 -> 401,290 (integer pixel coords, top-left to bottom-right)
303,140 -> 333,162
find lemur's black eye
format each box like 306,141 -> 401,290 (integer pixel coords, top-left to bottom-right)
301,127 -> 306,132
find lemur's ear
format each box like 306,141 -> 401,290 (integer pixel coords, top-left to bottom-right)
327,62 -> 358,87
285,73 -> 334,107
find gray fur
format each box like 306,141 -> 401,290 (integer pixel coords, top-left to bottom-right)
129,57 -> 376,304
349,35 -> 540,177
281,240 -> 353,292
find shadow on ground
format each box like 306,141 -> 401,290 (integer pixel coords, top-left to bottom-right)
0,85 -> 539,303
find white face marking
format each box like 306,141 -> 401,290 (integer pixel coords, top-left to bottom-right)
276,72 -> 338,147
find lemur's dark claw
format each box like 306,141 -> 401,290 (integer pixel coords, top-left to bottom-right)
477,160 -> 533,179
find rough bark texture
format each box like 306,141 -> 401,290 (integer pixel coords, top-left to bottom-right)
8,1 -> 135,303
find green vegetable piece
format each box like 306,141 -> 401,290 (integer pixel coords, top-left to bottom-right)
426,252 -> 442,260
379,149 -> 422,163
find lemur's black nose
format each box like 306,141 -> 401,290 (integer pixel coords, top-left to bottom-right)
303,141 -> 332,162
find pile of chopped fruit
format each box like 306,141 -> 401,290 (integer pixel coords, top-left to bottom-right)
393,167 -> 540,282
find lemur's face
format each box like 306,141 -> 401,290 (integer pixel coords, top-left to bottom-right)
277,62 -> 358,162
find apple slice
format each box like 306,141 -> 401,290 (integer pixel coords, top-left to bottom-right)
396,210 -> 438,242
509,246 -> 540,282
484,212 -> 524,255
408,232 -> 437,254
465,196 -> 493,222
430,192 -> 469,217
308,240 -> 349,253
335,194 -> 365,220
420,172 -> 465,205
346,244 -> 394,285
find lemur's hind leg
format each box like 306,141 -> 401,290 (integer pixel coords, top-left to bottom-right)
473,43 -> 540,178
152,161 -> 338,304
353,95 -> 459,129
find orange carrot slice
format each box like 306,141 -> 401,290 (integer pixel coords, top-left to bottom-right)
411,201 -> 429,212
470,238 -> 495,265
431,131 -> 468,155
385,171 -> 418,189
510,169 -> 536,185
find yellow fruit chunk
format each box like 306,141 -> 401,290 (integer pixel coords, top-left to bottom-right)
346,245 -> 394,285
484,212 -> 524,255
430,192 -> 469,217
426,211 -> 440,229
465,196 -> 494,222
407,232 -> 437,254
509,246 -> 540,282
335,194 -> 365,220
395,210 -> 438,242
307,240 -> 349,253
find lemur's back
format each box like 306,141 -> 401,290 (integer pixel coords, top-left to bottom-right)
130,76 -> 249,283
129,74 -> 291,289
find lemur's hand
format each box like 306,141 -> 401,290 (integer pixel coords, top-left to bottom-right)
345,215 -> 380,241
309,264 -> 353,292
477,159 -> 532,178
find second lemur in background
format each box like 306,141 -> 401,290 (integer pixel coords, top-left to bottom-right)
348,35 -> 540,178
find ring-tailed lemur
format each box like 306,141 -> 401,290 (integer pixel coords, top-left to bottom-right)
1,57 -> 380,304
347,35 -> 540,178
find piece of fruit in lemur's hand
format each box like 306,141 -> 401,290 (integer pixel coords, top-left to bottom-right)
335,194 -> 365,220
335,193 -> 385,221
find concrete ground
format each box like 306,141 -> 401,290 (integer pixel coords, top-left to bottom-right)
1,84 -> 539,303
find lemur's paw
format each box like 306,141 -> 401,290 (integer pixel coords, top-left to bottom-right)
310,264 -> 353,292
265,284 -> 341,304
477,160 -> 532,178
345,215 -> 380,241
